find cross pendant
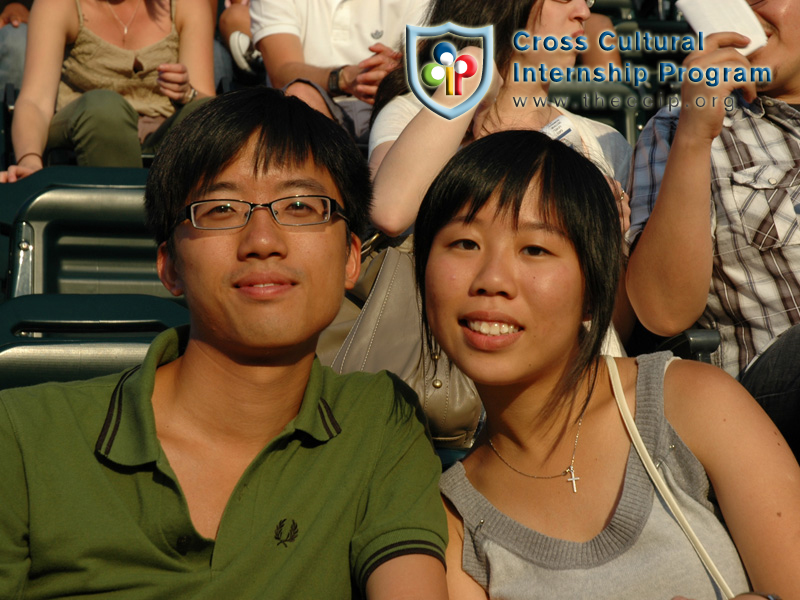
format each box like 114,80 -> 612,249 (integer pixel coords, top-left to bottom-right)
566,466 -> 579,493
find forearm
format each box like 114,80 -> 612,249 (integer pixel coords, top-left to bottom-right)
10,98 -> 51,166
626,125 -> 715,336
371,94 -> 475,237
256,39 -> 328,90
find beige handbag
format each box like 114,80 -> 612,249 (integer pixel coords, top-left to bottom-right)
330,245 -> 481,449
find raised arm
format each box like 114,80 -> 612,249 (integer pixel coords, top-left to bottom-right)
1,0 -> 71,183
369,47 -> 497,237
625,33 -> 757,336
664,360 -> 800,599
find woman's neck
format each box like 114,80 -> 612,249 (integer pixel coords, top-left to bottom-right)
477,361 -> 596,453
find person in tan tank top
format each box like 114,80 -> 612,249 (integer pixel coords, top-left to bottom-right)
0,0 -> 215,183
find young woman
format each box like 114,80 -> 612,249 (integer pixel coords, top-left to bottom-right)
1,0 -> 214,183
369,0 -> 631,239
414,130 -> 800,599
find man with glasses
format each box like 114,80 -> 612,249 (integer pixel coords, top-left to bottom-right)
0,87 -> 448,599
626,0 -> 800,458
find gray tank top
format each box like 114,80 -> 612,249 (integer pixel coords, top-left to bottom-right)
439,352 -> 750,599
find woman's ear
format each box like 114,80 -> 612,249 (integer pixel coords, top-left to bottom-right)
157,242 -> 185,297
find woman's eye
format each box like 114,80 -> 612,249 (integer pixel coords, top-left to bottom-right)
451,239 -> 479,250
522,245 -> 548,256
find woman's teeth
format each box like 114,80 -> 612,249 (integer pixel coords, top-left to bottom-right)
467,320 -> 519,336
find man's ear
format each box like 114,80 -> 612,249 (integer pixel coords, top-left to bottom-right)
344,233 -> 361,290
157,242 -> 185,297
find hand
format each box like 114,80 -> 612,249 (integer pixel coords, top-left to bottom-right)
0,2 -> 30,27
607,177 -> 631,233
361,43 -> 402,73
0,163 -> 40,183
157,63 -> 194,104
676,32 -> 757,142
343,43 -> 403,104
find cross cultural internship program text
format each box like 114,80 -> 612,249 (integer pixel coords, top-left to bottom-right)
512,31 -> 771,87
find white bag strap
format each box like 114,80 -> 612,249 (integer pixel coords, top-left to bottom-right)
603,355 -> 735,600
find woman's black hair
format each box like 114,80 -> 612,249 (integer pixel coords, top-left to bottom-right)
414,130 -> 622,424
145,87 -> 372,254
371,0 -> 538,125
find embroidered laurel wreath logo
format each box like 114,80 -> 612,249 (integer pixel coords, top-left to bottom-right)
274,519 -> 299,546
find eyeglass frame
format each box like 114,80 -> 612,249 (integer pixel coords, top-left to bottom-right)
178,195 -> 350,231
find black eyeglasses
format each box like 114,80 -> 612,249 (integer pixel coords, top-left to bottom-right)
182,196 -> 349,230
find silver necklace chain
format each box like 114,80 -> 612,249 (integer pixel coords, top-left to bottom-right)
106,0 -> 142,38
488,413 -> 585,493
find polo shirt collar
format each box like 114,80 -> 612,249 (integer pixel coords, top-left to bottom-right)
95,326 -> 187,466
283,358 -> 343,444
95,327 -> 342,466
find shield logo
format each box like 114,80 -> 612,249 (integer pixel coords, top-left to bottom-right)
406,23 -> 494,120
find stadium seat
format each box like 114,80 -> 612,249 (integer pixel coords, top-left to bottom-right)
0,166 -> 171,301
0,293 -> 188,389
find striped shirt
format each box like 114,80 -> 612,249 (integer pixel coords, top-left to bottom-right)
628,94 -> 800,376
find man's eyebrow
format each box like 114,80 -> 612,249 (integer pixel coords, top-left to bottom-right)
200,178 -> 332,197
201,181 -> 241,195
273,177 -> 332,195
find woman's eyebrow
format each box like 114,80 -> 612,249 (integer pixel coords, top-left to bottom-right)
445,216 -> 566,237
517,220 -> 567,237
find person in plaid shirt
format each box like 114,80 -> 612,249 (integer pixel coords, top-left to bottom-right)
626,2 -> 800,458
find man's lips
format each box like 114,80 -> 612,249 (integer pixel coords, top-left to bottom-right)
233,272 -> 297,298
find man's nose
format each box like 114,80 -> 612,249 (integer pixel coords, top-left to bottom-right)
236,207 -> 289,260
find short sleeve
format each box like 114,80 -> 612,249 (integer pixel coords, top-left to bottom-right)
350,374 -> 447,592
0,396 -> 31,597
368,94 -> 424,158
626,107 -> 680,248
250,0 -> 300,46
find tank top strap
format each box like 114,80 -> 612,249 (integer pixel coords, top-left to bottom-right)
170,0 -> 176,22
75,0 -> 84,27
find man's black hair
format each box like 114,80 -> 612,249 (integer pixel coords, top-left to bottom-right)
145,87 -> 373,251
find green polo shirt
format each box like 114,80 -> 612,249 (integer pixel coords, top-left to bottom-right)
0,327 -> 446,599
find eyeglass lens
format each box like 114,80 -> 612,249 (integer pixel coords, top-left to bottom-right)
191,197 -> 332,229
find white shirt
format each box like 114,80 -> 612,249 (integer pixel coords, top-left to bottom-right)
251,0 -> 430,66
